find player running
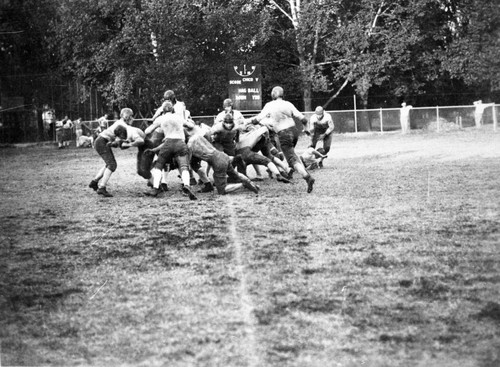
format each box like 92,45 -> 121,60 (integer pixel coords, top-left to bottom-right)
247,86 -> 315,193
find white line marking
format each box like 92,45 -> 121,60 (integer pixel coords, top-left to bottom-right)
226,196 -> 260,367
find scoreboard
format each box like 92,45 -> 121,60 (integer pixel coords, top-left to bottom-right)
227,64 -> 262,111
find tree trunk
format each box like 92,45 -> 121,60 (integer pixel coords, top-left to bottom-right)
358,92 -> 372,132
303,86 -> 312,112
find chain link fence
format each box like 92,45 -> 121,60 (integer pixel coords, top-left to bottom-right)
300,104 -> 498,134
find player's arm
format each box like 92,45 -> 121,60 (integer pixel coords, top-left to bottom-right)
259,118 -> 275,129
234,119 -> 248,132
107,123 -> 128,147
306,116 -> 315,136
151,102 -> 167,122
121,130 -> 145,148
214,112 -> 225,125
246,105 -> 271,125
325,114 -> 334,135
144,120 -> 160,135
234,111 -> 246,125
290,104 -> 308,128
210,122 -> 225,137
311,148 -> 327,158
183,118 -> 195,130
145,141 -> 165,155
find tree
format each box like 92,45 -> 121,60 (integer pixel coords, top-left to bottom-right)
145,0 -> 265,114
50,0 -> 265,116
264,0 -> 339,111
322,0 -> 455,130
50,0 -> 152,114
0,0 -> 59,140
0,0 -> 58,76
441,0 -> 500,99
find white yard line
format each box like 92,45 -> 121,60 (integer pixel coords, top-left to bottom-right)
226,196 -> 261,367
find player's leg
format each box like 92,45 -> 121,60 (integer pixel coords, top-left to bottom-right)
176,152 -> 197,200
90,136 -> 115,197
228,165 -> 259,194
279,128 -> 314,193
146,143 -> 172,196
191,156 -> 213,193
252,164 -> 265,181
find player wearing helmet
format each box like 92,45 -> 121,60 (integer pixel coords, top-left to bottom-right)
146,123 -> 259,196
235,122 -> 291,183
152,89 -> 190,122
89,108 -> 142,197
144,101 -> 197,200
213,98 -> 266,181
247,86 -> 315,193
307,106 -> 334,167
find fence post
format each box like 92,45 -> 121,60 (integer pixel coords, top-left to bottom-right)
354,95 -> 358,133
493,104 -> 498,132
379,107 -> 383,133
436,106 -> 440,132
90,86 -> 93,121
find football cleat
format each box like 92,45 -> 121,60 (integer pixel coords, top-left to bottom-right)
198,182 -> 214,193
89,180 -> 99,191
306,176 -> 315,193
276,174 -> 291,184
182,186 -> 198,200
242,180 -> 260,194
97,187 -> 113,197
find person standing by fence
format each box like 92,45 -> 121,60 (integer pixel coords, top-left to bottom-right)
75,117 -> 83,145
98,114 -> 110,130
42,105 -> 55,141
62,116 -> 73,147
400,102 -> 413,134
55,117 -> 65,149
473,100 -> 494,127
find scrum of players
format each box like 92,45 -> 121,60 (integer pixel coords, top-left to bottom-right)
88,86 -> 331,199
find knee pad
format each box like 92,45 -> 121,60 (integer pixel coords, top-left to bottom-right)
107,162 -> 117,172
137,168 -> 151,179
175,155 -> 189,172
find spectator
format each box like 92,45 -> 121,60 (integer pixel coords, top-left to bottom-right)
42,105 -> 56,141
75,118 -> 93,148
473,100 -> 494,127
400,102 -> 413,134
75,118 -> 83,146
97,113 -> 110,131
55,117 -> 64,149
62,115 -> 73,147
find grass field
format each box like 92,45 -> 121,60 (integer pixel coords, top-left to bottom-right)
1,128 -> 499,367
